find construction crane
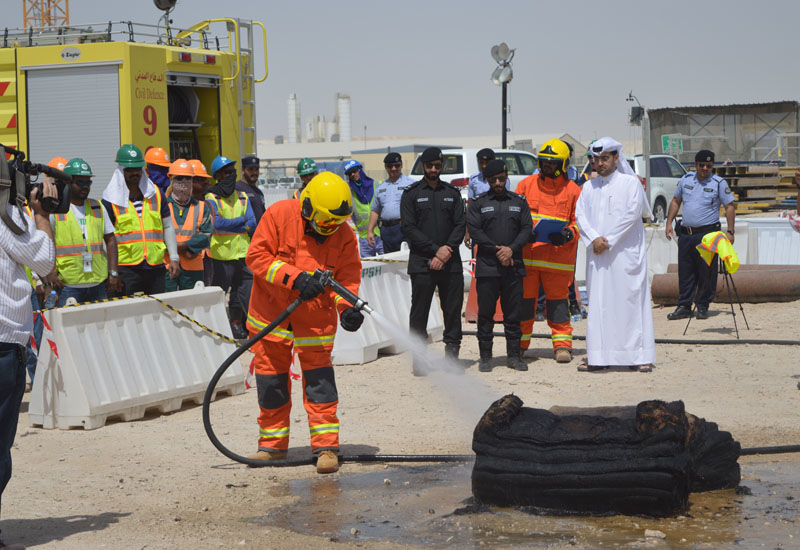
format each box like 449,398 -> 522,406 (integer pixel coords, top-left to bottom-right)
22,0 -> 70,30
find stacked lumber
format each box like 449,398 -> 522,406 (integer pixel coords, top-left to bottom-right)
714,165 -> 797,214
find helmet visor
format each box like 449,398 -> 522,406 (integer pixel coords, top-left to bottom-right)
311,215 -> 346,236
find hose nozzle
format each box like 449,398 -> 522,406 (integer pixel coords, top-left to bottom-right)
312,269 -> 373,314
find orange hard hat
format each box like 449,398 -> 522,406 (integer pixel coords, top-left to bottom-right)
187,159 -> 210,178
145,147 -> 171,167
48,156 -> 68,171
168,158 -> 195,177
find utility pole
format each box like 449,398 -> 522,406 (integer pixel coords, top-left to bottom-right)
23,0 -> 70,30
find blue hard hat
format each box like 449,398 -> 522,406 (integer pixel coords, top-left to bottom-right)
211,155 -> 235,176
344,160 -> 362,175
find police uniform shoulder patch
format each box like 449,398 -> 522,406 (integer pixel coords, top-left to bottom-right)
724,187 -> 732,194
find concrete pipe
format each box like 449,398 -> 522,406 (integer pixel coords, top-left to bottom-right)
652,269 -> 800,305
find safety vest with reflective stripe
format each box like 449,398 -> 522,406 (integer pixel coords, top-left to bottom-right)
166,200 -> 205,271
53,199 -> 108,284
206,191 -> 250,260
697,231 -> 740,274
350,181 -> 381,239
112,193 -> 166,266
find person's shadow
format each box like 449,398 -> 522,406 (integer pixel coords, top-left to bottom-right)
2,511 -> 129,547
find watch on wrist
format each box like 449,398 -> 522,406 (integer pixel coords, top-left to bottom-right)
110,270 -> 119,277
726,229 -> 734,235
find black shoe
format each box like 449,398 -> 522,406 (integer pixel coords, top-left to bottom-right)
535,311 -> 545,322
444,345 -> 460,361
508,356 -> 527,371
231,320 -> 248,340
667,305 -> 692,320
478,358 -> 492,372
695,307 -> 709,320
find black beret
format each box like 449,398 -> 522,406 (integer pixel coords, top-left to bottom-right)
241,155 -> 260,168
483,159 -> 507,178
419,147 -> 443,163
695,150 -> 715,163
384,152 -> 401,164
476,148 -> 495,161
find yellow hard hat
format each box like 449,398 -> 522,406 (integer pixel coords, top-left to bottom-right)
537,138 -> 571,177
299,171 -> 353,236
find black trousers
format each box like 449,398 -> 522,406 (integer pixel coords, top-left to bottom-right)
380,224 -> 404,253
476,275 -> 522,349
211,258 -> 253,324
409,271 -> 464,348
118,265 -> 166,296
677,232 -> 718,308
0,343 -> 26,514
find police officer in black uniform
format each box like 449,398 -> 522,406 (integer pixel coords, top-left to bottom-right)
401,147 -> 466,375
467,159 -> 533,372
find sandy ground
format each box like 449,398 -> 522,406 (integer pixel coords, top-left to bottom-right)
4,299 -> 800,549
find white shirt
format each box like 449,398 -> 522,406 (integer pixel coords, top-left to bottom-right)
0,205 -> 56,345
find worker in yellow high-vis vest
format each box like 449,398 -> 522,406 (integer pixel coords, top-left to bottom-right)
207,155 -> 257,339
101,144 -> 180,296
43,158 -> 121,305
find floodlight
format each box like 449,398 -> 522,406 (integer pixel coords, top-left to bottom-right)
154,0 -> 177,11
491,65 -> 513,86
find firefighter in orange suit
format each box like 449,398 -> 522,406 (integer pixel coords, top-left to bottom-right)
515,139 -> 582,364
245,172 -> 363,474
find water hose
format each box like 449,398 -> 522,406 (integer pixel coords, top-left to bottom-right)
202,270 -> 473,467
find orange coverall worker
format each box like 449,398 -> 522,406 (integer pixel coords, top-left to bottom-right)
245,199 -> 361,455
515,173 -> 581,352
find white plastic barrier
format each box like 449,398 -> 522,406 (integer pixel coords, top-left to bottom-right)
743,217 -> 800,265
331,249 -> 444,365
29,287 -> 244,430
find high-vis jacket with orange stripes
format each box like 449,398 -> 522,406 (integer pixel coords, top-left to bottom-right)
165,199 -> 207,271
515,173 -> 582,273
53,199 -> 108,284
111,193 -> 166,266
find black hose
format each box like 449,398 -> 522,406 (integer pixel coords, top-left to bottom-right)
462,331 -> 800,346
202,297 -> 474,467
740,445 -> 800,456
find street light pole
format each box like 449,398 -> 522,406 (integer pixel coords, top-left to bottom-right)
491,42 -> 514,150
502,81 -> 508,149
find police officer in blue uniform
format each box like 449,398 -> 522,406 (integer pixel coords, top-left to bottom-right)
467,159 -> 532,372
401,147 -> 466,374
368,152 -> 414,253
665,150 -> 736,320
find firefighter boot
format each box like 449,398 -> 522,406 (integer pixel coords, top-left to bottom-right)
555,347 -> 573,364
507,341 -> 527,371
478,343 -> 492,373
444,344 -> 460,361
247,450 -> 288,462
316,450 -> 339,474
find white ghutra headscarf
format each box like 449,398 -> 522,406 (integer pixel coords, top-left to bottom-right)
589,137 -> 638,177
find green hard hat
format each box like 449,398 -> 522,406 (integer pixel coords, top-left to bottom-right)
116,144 -> 145,167
64,158 -> 94,177
297,157 -> 317,176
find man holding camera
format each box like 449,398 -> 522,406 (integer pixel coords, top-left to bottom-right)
0,168 -> 56,549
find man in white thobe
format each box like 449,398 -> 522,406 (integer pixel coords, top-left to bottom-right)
575,137 -> 656,372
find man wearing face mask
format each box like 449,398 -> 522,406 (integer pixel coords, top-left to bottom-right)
344,159 -> 383,257
206,155 -> 256,340
467,160 -> 532,372
163,159 -> 213,291
43,158 -> 121,306
144,146 -> 172,194
102,144 -> 179,296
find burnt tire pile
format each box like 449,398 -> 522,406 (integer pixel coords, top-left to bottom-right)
471,395 -> 740,517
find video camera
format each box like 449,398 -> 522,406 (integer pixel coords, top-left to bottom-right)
1,143 -> 72,234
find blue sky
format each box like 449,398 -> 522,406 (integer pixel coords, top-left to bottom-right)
7,0 -> 799,146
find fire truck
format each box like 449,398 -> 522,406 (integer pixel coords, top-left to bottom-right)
0,17 -> 266,196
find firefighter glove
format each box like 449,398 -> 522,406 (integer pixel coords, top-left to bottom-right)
293,272 -> 325,301
528,229 -> 538,243
340,307 -> 364,332
548,227 -> 574,246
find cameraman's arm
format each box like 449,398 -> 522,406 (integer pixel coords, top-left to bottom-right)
3,203 -> 55,277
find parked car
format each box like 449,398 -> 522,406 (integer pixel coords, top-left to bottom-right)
581,153 -> 686,222
409,148 -> 538,198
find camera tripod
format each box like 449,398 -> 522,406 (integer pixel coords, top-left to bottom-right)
683,257 -> 749,339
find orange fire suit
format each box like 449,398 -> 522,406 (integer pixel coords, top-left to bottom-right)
246,199 -> 361,454
515,173 -> 581,352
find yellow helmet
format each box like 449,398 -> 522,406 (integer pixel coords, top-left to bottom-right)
537,138 -> 571,177
299,171 -> 353,236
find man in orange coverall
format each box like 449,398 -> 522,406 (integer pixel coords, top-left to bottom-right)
515,139 -> 582,364
245,172 -> 363,474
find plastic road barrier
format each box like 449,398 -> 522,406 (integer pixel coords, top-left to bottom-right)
29,287 -> 244,430
331,249 -> 444,365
